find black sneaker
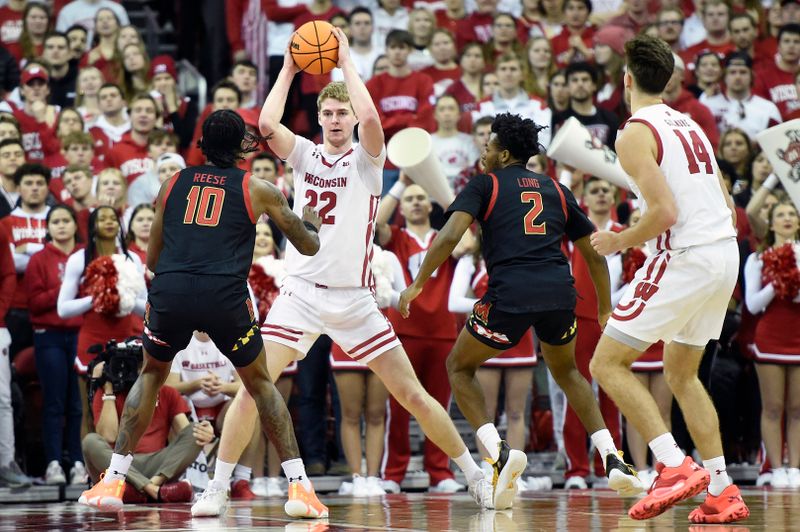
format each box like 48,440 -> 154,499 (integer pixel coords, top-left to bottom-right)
489,441 -> 527,510
605,451 -> 644,496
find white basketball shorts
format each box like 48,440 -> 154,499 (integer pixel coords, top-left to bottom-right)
606,238 -> 739,350
261,276 -> 401,364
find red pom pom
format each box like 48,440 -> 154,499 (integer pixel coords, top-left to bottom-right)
248,263 -> 280,324
80,256 -> 121,315
761,243 -> 800,301
622,247 -> 647,284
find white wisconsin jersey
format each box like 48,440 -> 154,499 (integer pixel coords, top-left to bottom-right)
285,135 -> 384,288
623,104 -> 736,253
170,336 -> 236,408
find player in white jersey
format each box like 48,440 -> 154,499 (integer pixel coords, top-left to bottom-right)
191,30 -> 512,517
588,35 -> 749,525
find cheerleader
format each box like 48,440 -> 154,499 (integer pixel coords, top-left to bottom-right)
57,205 -> 146,437
744,201 -> 800,489
615,209 -> 671,488
330,246 -> 405,497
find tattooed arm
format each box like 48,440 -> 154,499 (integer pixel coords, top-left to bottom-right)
250,178 -> 321,256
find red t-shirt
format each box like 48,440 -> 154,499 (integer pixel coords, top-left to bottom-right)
93,385 -> 190,455
11,106 -> 60,163
0,6 -> 23,46
105,133 -> 153,184
551,26 -> 595,68
385,226 -> 458,340
754,60 -> 800,120
0,230 -> 16,327
445,79 -> 479,133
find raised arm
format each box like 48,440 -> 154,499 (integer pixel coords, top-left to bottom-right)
333,28 -> 384,158
251,178 -> 320,256
258,44 -> 300,159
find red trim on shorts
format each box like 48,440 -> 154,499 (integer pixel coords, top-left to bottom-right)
242,171 -> 256,224
550,176 -> 569,221
483,173 -> 500,221
664,229 -> 672,250
611,302 -> 646,321
350,325 -> 393,354
628,118 -> 663,165
361,195 -> 378,287
262,323 -> 303,335
262,331 -> 299,342
616,300 -> 637,311
319,148 -> 353,168
161,170 -> 181,207
652,253 -> 671,284
352,334 -> 398,360
642,252 -> 661,281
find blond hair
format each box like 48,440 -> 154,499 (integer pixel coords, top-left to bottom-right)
316,82 -> 352,111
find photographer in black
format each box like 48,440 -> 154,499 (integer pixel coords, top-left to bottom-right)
81,340 -> 215,503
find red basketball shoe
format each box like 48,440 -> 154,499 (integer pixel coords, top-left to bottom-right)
628,456 -> 710,520
688,484 -> 750,524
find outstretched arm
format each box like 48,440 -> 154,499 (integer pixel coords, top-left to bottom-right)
398,211 -> 474,317
333,28 -> 384,158
258,43 -> 300,159
253,179 -> 320,256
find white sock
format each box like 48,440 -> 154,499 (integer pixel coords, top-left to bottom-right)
648,433 -> 685,468
233,464 -> 252,483
703,456 -> 730,496
476,423 -> 502,462
282,458 -> 312,491
105,453 -> 133,483
453,449 -> 484,484
590,429 -> 618,470
212,459 -> 236,488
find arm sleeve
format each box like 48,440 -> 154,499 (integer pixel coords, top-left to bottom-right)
448,256 -> 477,313
562,184 -> 596,242
744,252 -> 775,314
446,173 -> 490,220
25,253 -> 60,315
57,253 -> 93,318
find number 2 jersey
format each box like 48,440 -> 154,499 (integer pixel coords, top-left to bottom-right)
447,165 -> 594,313
155,165 -> 256,279
284,135 -> 384,288
623,103 -> 735,252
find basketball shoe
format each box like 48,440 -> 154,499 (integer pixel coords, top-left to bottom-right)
688,484 -> 750,524
191,480 -> 228,517
78,472 -> 126,510
487,441 -> 527,510
605,451 -> 645,496
284,480 -> 329,519
628,456 -> 710,520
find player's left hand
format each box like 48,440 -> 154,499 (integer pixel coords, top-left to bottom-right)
398,283 -> 423,318
590,230 -> 623,256
331,27 -> 350,68
302,206 -> 322,231
193,420 -> 215,446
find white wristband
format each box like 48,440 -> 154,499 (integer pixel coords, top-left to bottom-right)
387,181 -> 407,200
763,173 -> 780,191
102,394 -> 116,401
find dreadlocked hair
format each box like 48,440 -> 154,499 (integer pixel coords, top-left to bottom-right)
491,112 -> 546,162
197,110 -> 262,167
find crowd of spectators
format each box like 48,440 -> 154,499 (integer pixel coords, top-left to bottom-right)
0,0 -> 799,497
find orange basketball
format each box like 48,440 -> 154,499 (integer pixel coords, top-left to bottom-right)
291,20 -> 339,75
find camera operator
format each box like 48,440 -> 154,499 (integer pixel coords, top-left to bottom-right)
81,342 -> 215,504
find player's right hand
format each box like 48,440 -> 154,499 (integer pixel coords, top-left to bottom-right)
331,27 -> 350,69
302,206 -> 322,231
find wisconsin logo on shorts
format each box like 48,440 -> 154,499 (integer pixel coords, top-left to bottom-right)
232,324 -> 259,352
472,300 -> 492,324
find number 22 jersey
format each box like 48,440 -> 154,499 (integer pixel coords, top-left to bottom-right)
285,135 -> 385,288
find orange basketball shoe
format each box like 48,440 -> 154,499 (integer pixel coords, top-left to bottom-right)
78,473 -> 126,511
628,457 -> 710,520
284,481 -> 329,519
688,484 -> 750,524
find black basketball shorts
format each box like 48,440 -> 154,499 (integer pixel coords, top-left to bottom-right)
466,297 -> 577,350
142,273 -> 263,367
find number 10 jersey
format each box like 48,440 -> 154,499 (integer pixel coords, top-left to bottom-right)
284,135 -> 385,288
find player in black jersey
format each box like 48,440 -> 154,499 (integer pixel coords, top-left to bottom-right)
79,109 -> 329,518
400,112 -> 642,497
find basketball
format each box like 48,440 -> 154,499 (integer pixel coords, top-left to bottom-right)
291,20 -> 339,75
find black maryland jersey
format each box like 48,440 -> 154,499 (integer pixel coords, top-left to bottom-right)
155,165 -> 257,279
447,165 -> 594,313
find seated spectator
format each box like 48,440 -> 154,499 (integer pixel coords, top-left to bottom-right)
407,7 -> 435,71
593,27 -> 629,118
95,167 -> 129,223
83,356 -> 206,504
444,42 -> 486,132
681,0 -> 708,49
105,94 -> 158,184
656,7 -> 684,51
680,0 -> 735,78
754,23 -> 800,121
0,0 -> 24,50
185,80 -> 241,166
700,52 -> 782,141
75,66 -> 103,128
457,0 -> 521,50
373,0 -> 409,53
47,125 -> 96,199
90,82 -> 130,157
65,24 -> 88,61
148,56 -> 195,151
79,8 -> 122,83
61,164 -> 96,240
548,69 -> 570,113
119,43 -> 150,101
553,62 -> 619,149
717,128 -> 753,184
9,63 -> 61,163
661,54 -> 720,149
6,3 -> 51,66
44,32 -> 78,108
116,25 -> 143,57
471,52 -> 552,148
524,36 -> 556,100
431,94 -> 479,190
531,0 -> 566,40
687,50 -> 724,99
453,115 -> 493,194
26,205 -> 87,486
126,130 -> 181,207
729,13 -> 776,72
346,8 -> 382,82
483,12 -> 526,67
421,29 -> 460,97
56,0 -> 129,44
230,59 -> 259,110
0,114 -> 21,143
0,137 -> 25,219
435,0 -> 467,37
551,0 -> 595,68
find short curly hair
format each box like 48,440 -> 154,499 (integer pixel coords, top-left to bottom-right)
490,113 -> 545,161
